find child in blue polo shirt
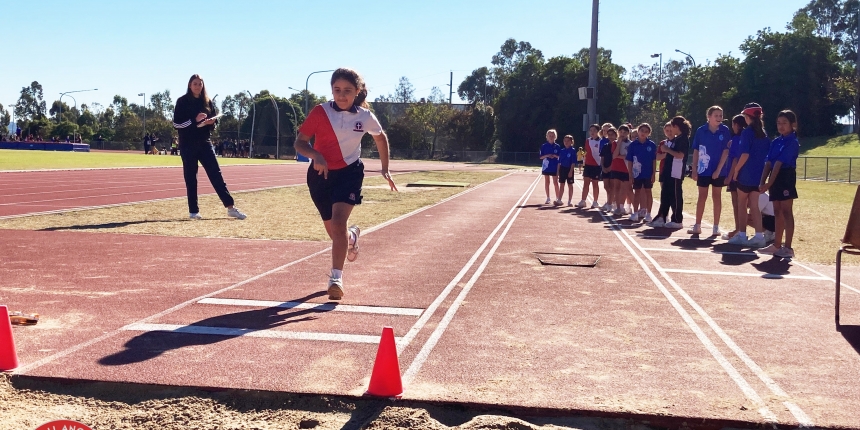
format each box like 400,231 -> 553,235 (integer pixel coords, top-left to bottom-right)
689,106 -> 732,236
557,135 -> 577,206
626,123 -> 658,222
728,103 -> 771,248
539,129 -> 561,205
599,123 -> 615,211
722,115 -> 749,240
759,110 -> 799,258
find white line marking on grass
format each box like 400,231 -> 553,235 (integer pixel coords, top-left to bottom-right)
123,323 -> 390,344
198,297 -> 423,316
14,172 -> 511,374
402,174 -> 540,385
398,174 -> 538,351
662,268 -> 830,281
576,183 -> 781,423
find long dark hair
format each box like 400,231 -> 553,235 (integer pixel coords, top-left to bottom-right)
185,74 -> 212,113
331,68 -> 369,108
731,114 -> 746,136
777,109 -> 798,133
670,116 -> 692,138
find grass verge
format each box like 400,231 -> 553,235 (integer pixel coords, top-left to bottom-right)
0,150 -> 290,171
649,178 -> 859,265
0,171 -> 506,241
801,134 -> 860,156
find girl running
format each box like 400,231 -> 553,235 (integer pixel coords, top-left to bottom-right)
721,115 -> 748,240
577,124 -> 602,208
611,125 -> 634,215
558,135 -> 576,206
689,106 -> 731,236
294,68 -> 398,300
759,110 -> 799,258
172,74 -> 247,221
652,117 -> 690,229
626,123 -> 657,222
727,103 -> 770,248
539,129 -> 562,205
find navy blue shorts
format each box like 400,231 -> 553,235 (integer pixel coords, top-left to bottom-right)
633,178 -> 653,189
610,170 -> 630,182
583,165 -> 601,180
697,175 -> 726,188
558,165 -> 575,184
769,168 -> 797,201
307,159 -> 364,221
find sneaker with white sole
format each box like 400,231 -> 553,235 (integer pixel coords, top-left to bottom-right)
712,226 -> 721,236
327,276 -> 344,300
575,200 -> 587,208
722,231 -> 738,241
629,213 -> 639,222
745,236 -> 766,248
644,214 -> 653,223
545,198 -> 551,205
763,230 -> 775,243
227,207 -> 247,220
647,217 -> 664,227
687,224 -> 702,234
553,199 -> 563,206
663,221 -> 683,229
591,201 -> 601,209
727,234 -> 747,245
758,244 -> 780,255
189,212 -> 203,220
774,246 -> 795,258
601,203 -> 611,212
567,201 -> 573,207
347,225 -> 361,262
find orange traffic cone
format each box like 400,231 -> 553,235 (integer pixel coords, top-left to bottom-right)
0,305 -> 19,371
364,326 -> 403,398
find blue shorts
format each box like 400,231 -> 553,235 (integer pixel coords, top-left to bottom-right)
307,159 -> 364,221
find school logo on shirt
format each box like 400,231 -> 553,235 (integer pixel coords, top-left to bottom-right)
353,122 -> 363,132
647,146 -> 652,152
719,134 -> 724,141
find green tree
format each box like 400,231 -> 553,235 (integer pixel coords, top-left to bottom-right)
0,103 -> 10,130
393,77 -> 416,103
457,67 -> 497,105
15,81 -> 46,121
680,54 -> 744,124
149,90 -> 173,119
49,121 -> 79,140
633,101 -> 670,133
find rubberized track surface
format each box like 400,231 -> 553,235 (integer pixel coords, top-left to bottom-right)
3,168 -> 860,428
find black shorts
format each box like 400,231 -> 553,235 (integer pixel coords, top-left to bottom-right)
633,178 -> 653,189
763,214 -> 776,232
583,165 -> 601,180
558,165 -> 575,184
769,168 -> 798,201
697,175 -> 726,188
726,180 -> 739,192
307,159 -> 364,221
610,170 -> 630,182
736,183 -> 759,194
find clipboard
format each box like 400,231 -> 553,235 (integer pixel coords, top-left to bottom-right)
197,113 -> 223,127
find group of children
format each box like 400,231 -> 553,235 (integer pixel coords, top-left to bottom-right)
538,104 -> 800,259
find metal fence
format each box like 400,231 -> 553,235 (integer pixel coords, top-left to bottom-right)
797,157 -> 860,183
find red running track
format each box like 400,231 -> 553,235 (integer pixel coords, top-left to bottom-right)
0,160 -> 471,219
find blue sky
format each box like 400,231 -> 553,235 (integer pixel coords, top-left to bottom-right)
3,0 -> 808,116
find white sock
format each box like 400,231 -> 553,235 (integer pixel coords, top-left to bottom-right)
331,268 -> 343,279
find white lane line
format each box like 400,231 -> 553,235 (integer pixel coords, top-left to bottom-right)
640,247 -> 758,256
662,268 -> 830,281
14,172 -> 509,374
398,174 -> 540,351
789,259 -> 860,295
620,228 -> 813,426
402,174 -> 540,386
198,297 -> 424,316
123,323 -> 391,344
575,187 -> 779,422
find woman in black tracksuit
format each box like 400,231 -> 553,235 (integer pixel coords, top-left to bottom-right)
172,74 -> 246,220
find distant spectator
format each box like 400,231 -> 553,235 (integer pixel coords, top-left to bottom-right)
143,133 -> 151,154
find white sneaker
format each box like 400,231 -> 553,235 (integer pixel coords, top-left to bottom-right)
727,234 -> 747,245
624,207 -> 632,215
712,226 -> 721,236
763,231 -> 775,243
545,198 -> 551,205
601,203 -> 611,212
347,225 -> 361,262
758,244 -> 780,255
553,199 -> 563,206
327,276 -> 344,300
664,221 -> 683,229
613,207 -> 624,216
774,247 -> 795,258
647,217 -> 664,227
745,236 -> 767,248
644,214 -> 652,223
575,200 -> 587,208
591,201 -> 601,209
189,213 -> 203,220
227,207 -> 247,220
567,201 -> 573,207
687,224 -> 702,234
722,231 -> 737,241
629,213 -> 639,222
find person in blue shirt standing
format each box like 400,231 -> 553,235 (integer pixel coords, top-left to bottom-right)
759,110 -> 800,258
721,115 -> 749,241
539,129 -> 562,205
599,123 -> 615,211
689,106 -> 732,236
626,123 -> 658,222
728,103 -> 771,248
557,135 -> 577,206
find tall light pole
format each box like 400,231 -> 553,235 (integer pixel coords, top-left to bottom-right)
305,69 -> 335,115
675,49 -> 696,68
651,53 -> 663,104
268,95 -> 280,160
246,91 -> 256,157
137,92 -> 146,137
58,88 -> 97,124
586,0 -> 599,134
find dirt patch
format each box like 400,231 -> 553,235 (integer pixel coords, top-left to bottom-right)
0,171 -> 506,242
0,374 -> 647,429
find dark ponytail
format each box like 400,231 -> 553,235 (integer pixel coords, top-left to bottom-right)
331,67 -> 369,109
670,116 -> 691,137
